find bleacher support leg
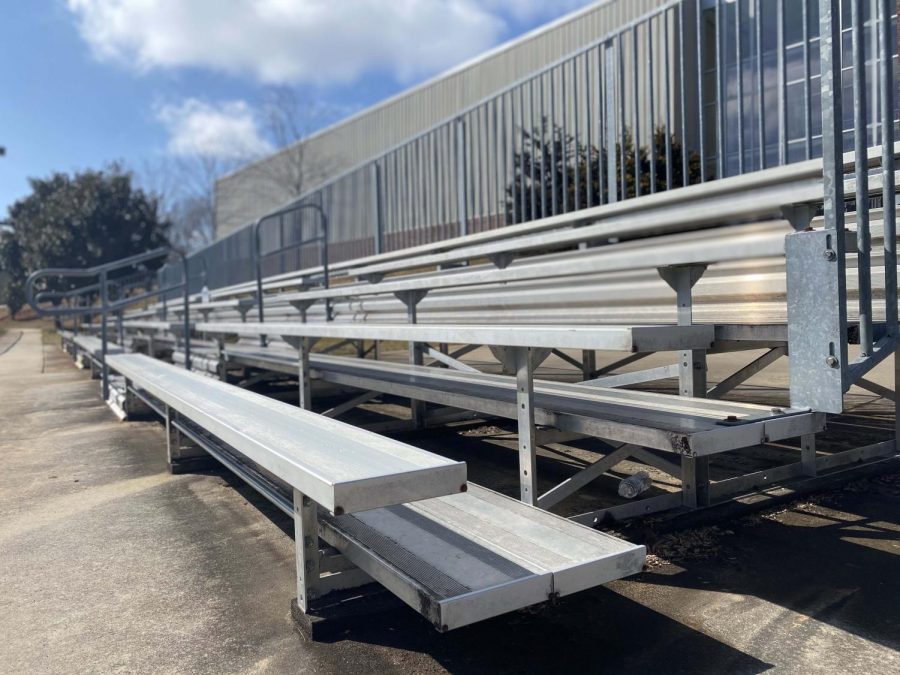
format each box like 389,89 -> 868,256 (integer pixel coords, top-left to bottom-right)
582,350 -> 596,379
801,434 -> 817,476
681,457 -> 709,509
896,348 -> 900,453
514,347 -> 538,505
165,406 -> 215,474
293,489 -> 321,612
395,290 -> 429,429
659,264 -> 710,509
298,337 -> 313,411
215,337 -> 227,381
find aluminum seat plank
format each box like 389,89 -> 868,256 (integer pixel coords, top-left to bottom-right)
73,335 -> 124,357
192,345 -> 822,453
321,484 -> 644,631
197,321 -> 715,352
106,354 -> 465,514
276,223 -> 788,303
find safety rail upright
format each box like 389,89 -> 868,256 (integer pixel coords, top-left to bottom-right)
254,201 -> 330,347
25,247 -> 192,401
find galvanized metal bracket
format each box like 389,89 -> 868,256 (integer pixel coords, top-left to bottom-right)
786,228 -> 848,413
290,299 -> 317,315
781,204 -> 816,231
394,290 -> 429,309
489,345 -> 551,376
488,252 -> 516,269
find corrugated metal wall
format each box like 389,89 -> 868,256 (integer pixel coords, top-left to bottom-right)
214,0 -> 670,237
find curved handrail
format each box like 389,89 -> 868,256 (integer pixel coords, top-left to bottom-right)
24,246 -> 192,401
25,247 -> 171,318
254,201 -> 330,346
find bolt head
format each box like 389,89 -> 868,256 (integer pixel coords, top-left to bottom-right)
823,249 -> 837,261
825,355 -> 839,368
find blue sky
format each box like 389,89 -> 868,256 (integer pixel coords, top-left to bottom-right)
0,1 -> 593,217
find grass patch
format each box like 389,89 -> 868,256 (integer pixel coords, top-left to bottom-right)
42,329 -> 60,346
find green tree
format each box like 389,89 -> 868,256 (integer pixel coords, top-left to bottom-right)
0,164 -> 170,317
0,230 -> 25,318
507,121 -> 704,224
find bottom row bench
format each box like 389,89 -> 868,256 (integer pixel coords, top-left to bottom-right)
95,351 -> 644,638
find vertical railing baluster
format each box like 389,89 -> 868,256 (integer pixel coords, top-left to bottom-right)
853,0 -> 874,356
562,61 -> 570,214
680,1 -> 688,185
664,9 -> 673,191
619,36 -> 626,198
803,0 -> 813,159
878,0 -> 897,334
455,117 -> 467,237
529,79 -> 537,220
540,75 -> 548,218
648,18 -> 657,193
715,0 -> 726,178
573,57 -> 581,211
597,45 -> 606,205
756,0 -> 766,170
585,51 -> 594,208
777,0 -> 787,165
736,0 -> 745,174
632,26 -> 641,196
550,69 -> 559,215
697,1 -> 707,182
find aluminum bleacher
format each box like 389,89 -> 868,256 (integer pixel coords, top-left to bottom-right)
106,352 -> 645,635
25,0 -> 900,642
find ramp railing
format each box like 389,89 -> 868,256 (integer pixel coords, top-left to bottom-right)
25,248 -> 191,400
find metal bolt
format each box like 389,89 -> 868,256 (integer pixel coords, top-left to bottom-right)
823,249 -> 837,261
825,355 -> 839,368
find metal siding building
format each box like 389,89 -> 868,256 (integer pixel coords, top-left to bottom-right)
215,0 -> 669,237
189,0 -> 897,294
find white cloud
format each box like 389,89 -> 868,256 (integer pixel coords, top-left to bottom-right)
155,99 -> 273,159
66,0 -> 592,85
481,0 -> 593,23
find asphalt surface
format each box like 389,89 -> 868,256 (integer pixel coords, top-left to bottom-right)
1,329 -> 899,674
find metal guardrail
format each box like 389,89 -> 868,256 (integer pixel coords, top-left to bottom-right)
25,247 -> 191,401
786,0 -> 898,413
254,201 -> 330,347
163,0 -> 898,293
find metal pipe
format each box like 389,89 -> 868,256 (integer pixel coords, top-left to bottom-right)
777,0 -> 787,166
756,0 -> 765,170
696,1 -> 707,182
715,0 -> 726,179
632,26 -> 641,196
852,0 -> 874,355
664,8 -> 673,190
648,18 -> 657,193
550,69 -> 558,215
802,0 -> 813,159
182,254 -> 191,370
736,0 -> 745,174
100,269 -> 109,401
879,0 -> 897,333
